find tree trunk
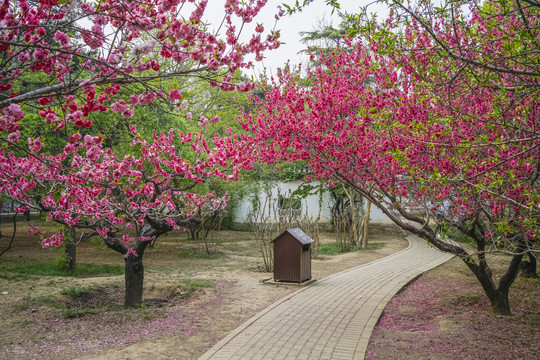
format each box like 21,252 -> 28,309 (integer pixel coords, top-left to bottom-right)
520,253 -> 538,278
65,240 -> 76,271
490,290 -> 512,316
473,271 -> 513,315
65,226 -> 76,271
102,223 -> 170,308
462,255 -> 517,316
124,252 -> 144,308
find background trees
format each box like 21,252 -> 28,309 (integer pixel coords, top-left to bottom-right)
243,0 -> 539,315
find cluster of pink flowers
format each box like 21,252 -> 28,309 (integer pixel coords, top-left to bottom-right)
41,232 -> 64,248
0,104 -> 24,131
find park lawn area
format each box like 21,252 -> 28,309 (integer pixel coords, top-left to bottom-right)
0,221 -> 538,359
0,222 -> 405,359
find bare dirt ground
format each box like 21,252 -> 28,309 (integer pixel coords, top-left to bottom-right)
0,222 -> 407,360
366,256 -> 540,360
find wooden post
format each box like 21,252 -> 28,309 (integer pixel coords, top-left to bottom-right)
362,200 -> 371,248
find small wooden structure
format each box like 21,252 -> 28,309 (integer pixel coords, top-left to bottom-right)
271,228 -> 314,283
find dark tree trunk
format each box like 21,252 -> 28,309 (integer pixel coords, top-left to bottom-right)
65,241 -> 76,270
102,220 -> 194,308
520,252 -> 538,278
121,224 -> 156,308
462,258 -> 511,315
65,226 -> 76,271
0,213 -> 17,258
124,252 -> 144,308
461,249 -> 524,316
490,291 -> 512,316
459,258 -> 514,315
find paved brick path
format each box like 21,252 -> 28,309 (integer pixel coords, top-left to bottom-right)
200,233 -> 454,360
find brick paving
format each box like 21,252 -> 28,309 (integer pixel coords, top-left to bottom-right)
200,233 -> 454,360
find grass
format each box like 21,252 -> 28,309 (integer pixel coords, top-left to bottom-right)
60,284 -> 118,318
21,294 -> 63,309
0,260 -> 124,279
178,278 -> 214,299
178,248 -> 225,259
61,284 -> 101,297
317,242 -> 385,255
62,307 -> 108,318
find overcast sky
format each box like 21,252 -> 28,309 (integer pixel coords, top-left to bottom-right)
206,0 -> 388,76
255,0 -> 363,73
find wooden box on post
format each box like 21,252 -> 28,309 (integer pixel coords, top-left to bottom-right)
271,228 -> 314,283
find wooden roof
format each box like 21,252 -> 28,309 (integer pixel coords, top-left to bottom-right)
271,228 -> 314,245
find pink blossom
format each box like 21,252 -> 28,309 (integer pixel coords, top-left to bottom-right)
122,109 -> 134,119
7,130 -> 21,144
131,40 -> 158,56
122,234 -> 134,245
124,248 -> 139,258
68,133 -> 81,143
45,112 -> 57,124
111,100 -> 129,113
169,89 -> 182,101
2,104 -> 25,122
17,51 -> 30,62
139,92 -> 156,105
28,224 -> 40,235
41,232 -> 64,248
38,97 -> 53,105
130,94 -> 140,105
198,116 -> 209,127
174,99 -> 189,110
158,0 -> 182,12
96,227 -> 110,239
28,137 -> 44,153
33,47 -> 50,61
208,58 -> 220,71
54,30 -> 70,46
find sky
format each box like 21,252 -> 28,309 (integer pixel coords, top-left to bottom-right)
254,0 -> 366,73
206,0 -> 388,76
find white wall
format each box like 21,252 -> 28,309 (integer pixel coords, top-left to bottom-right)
233,181 -> 393,224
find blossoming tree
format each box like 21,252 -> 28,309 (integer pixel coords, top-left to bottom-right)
243,0 -> 539,315
0,0 -> 281,307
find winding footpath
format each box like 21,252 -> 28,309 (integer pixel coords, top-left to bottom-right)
200,232 -> 454,360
